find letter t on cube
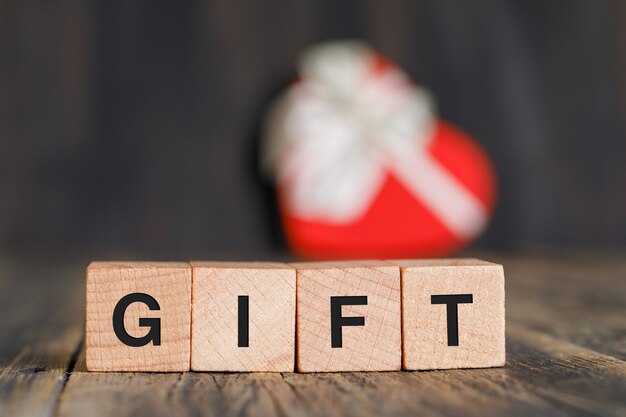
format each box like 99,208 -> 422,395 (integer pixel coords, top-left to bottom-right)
399,259 -> 505,370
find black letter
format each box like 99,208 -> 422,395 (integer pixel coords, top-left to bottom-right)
431,294 -> 473,346
112,293 -> 161,347
238,295 -> 249,347
330,296 -> 367,348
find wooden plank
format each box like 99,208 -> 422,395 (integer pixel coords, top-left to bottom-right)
0,330 -> 82,417
58,325 -> 626,417
61,348 -> 298,417
495,251 -> 626,359
505,325 -> 626,416
0,261 -> 84,417
57,348 -> 196,417
186,373 -> 306,417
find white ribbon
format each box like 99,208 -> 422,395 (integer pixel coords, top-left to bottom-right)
262,41 -> 488,239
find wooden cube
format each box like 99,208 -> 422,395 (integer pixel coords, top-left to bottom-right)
398,259 -> 505,370
86,262 -> 192,372
191,262 -> 296,372
292,261 -> 401,372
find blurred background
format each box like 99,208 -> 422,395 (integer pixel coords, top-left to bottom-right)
0,0 -> 624,260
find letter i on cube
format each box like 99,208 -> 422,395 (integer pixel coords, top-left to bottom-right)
190,262 -> 296,372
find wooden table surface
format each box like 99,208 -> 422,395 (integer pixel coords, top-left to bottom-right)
0,250 -> 624,417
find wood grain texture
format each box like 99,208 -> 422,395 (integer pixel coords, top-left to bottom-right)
0,261 -> 84,417
86,262 -> 191,372
1,250 -> 626,417
291,261 -> 401,372
398,259 -> 505,370
190,262 -> 296,372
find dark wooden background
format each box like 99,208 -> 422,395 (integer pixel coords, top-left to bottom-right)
1,0 -> 625,259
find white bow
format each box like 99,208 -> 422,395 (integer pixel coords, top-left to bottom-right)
263,41 -> 488,239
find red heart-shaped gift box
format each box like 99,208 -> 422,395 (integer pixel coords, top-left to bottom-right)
264,41 -> 497,259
